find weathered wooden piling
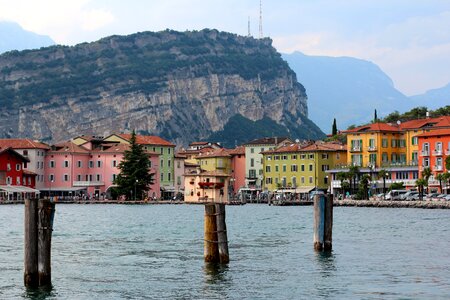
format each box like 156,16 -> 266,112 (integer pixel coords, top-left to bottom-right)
204,204 -> 219,263
313,194 -> 333,251
215,203 -> 229,264
24,199 -> 39,287
38,199 -> 55,286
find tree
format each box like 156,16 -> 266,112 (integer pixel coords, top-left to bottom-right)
421,167 -> 432,193
416,178 -> 427,201
436,173 -> 445,193
348,165 -> 360,195
357,174 -> 371,199
389,182 -> 404,191
114,130 -> 155,200
443,173 -> 450,193
336,171 -> 349,197
332,118 -> 337,136
446,156 -> 450,171
374,109 -> 378,123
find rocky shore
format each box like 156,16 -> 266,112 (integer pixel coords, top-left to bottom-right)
334,199 -> 450,209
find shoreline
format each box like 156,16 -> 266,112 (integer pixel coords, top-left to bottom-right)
1,199 -> 449,209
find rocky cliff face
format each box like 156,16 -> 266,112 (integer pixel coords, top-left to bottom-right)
0,29 -> 322,145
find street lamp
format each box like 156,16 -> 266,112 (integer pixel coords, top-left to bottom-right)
135,179 -> 138,201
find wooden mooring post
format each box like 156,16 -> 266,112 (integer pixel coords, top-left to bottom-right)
38,199 -> 55,286
204,203 -> 229,264
24,199 -> 55,288
24,199 -> 39,287
313,194 -> 333,251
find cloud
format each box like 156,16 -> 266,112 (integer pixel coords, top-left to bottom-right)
81,9 -> 115,31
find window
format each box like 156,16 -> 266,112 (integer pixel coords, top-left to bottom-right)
321,153 -> 328,159
436,142 -> 442,153
301,177 -> 305,184
282,155 -> 288,160
250,158 -> 254,167
309,154 -> 314,159
266,156 -> 272,161
309,176 -> 313,184
391,153 -> 397,163
259,169 -> 263,175
275,165 -> 279,172
292,155 -> 297,160
168,160 -> 171,168
292,177 -> 297,187
382,138 -> 388,148
369,154 -> 377,164
77,160 -> 82,168
249,169 -> 256,178
391,139 -> 397,148
321,165 -> 329,171
436,157 -> 443,167
382,152 -> 388,163
160,148 -> 163,154
95,160 -> 101,168
266,177 -> 272,184
16,177 -> 20,185
160,159 -> 164,168
266,166 -> 271,172
369,139 -> 375,149
161,173 -> 164,182
6,176 -> 12,185
23,150 -> 28,156
23,177 -> 26,185
89,160 -> 94,168
63,174 -> 69,182
250,148 -> 254,154
411,136 -> 418,145
274,155 -> 280,160
49,174 -> 54,182
16,164 -> 21,171
412,152 -> 418,162
422,143 -> 429,154
324,176 -> 328,184
399,140 -> 406,148
177,176 -> 181,186
64,160 -> 69,168
301,164 -> 305,171
282,177 -> 287,187
168,173 -> 171,181
309,164 -> 313,171
301,154 -> 306,159
412,171 -> 418,179
291,165 -> 298,172
49,161 -> 55,168
423,157 -> 429,167
282,165 -> 286,172
168,148 -> 171,154
77,175 -> 82,181
112,160 -> 117,167
112,174 -> 117,182
96,174 -> 101,181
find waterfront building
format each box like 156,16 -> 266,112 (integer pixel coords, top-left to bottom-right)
229,146 -> 246,195
104,133 -> 175,198
243,137 -> 292,190
0,147 -> 38,200
184,168 -> 230,203
174,153 -> 186,197
417,129 -> 450,193
0,139 -> 50,189
262,141 -> 346,196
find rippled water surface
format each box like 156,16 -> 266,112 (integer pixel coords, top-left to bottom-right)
1,204 -> 450,299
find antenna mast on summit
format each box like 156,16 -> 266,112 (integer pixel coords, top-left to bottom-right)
259,0 -> 263,38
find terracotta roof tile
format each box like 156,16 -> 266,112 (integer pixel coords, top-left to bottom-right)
0,139 -> 50,150
415,128 -> 450,137
344,122 -> 400,133
117,134 -> 175,147
195,148 -> 231,158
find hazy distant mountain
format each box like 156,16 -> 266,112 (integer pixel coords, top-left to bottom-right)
0,21 -> 54,53
282,52 -> 412,133
410,83 -> 450,109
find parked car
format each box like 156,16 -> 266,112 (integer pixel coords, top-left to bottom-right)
443,195 -> 450,201
424,193 -> 439,200
400,190 -> 418,200
386,190 -> 408,200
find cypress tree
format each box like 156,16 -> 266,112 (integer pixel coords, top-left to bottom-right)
332,118 -> 337,136
374,109 -> 378,122
114,130 -> 155,200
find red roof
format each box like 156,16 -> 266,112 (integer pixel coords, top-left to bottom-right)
50,142 -> 90,153
400,116 -> 450,130
263,141 -> 346,154
344,122 -> 400,133
415,129 -> 450,138
0,147 -> 30,162
117,134 -> 175,147
0,139 -> 50,150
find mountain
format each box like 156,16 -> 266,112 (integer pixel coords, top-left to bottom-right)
282,52 -> 412,133
0,29 -> 324,145
410,83 -> 450,109
0,21 -> 54,53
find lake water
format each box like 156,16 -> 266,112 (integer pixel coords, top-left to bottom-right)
1,204 -> 449,299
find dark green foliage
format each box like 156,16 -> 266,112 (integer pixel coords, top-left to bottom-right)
389,182 -> 404,191
374,109 -> 378,123
114,130 -> 155,200
381,106 -> 450,123
332,118 -> 337,135
207,114 -> 324,148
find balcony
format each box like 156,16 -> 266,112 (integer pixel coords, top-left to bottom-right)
434,165 -> 443,171
446,149 -> 450,155
73,181 -> 105,187
421,150 -> 430,156
367,146 -> 377,152
350,146 -> 362,152
432,150 -> 443,156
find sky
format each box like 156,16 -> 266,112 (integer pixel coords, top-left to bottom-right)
0,0 -> 449,96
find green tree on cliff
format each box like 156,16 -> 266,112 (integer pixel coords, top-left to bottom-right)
114,130 -> 154,200
332,118 -> 337,136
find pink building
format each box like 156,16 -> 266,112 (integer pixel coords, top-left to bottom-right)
43,140 -> 160,199
229,146 -> 246,194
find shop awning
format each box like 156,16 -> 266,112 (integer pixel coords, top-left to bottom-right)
0,185 -> 40,193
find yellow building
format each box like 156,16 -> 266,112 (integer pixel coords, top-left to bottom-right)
194,148 -> 232,174
262,141 -> 347,193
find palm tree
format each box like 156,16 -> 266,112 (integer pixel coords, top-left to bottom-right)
348,165 -> 360,196
422,167 -> 432,194
436,173 -> 445,193
442,172 -> 450,194
336,171 -> 349,198
359,174 -> 371,199
378,169 -> 389,197
416,178 -> 427,200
